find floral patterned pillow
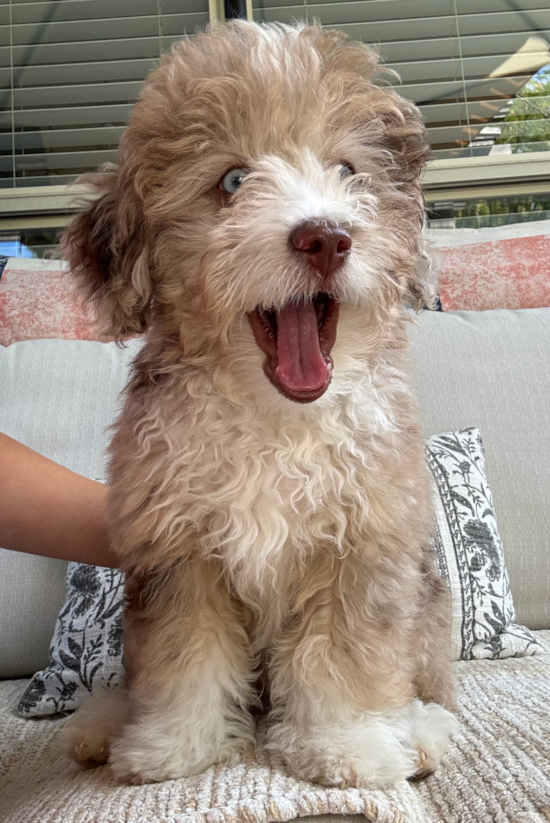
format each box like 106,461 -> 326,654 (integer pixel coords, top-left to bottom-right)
18,563 -> 124,717
18,427 -> 540,717
427,427 -> 540,661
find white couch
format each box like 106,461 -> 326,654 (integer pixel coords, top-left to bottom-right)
1,308 -> 549,823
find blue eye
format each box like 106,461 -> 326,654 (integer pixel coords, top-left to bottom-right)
220,167 -> 249,194
339,162 -> 355,178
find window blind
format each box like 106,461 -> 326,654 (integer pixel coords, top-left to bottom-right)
253,0 -> 550,165
0,1 -> 548,190
0,0 -> 210,188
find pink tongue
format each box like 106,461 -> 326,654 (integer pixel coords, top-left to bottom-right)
275,300 -> 329,392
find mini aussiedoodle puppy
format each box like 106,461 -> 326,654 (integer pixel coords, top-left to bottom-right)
62,20 -> 458,787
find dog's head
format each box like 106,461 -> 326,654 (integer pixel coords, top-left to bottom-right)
63,21 -> 430,407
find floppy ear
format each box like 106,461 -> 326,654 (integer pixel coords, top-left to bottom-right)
61,169 -> 152,340
382,96 -> 431,186
381,94 -> 432,311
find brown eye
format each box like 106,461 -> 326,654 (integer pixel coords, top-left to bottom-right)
219,168 -> 249,194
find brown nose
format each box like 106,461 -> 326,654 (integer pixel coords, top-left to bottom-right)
290,221 -> 352,281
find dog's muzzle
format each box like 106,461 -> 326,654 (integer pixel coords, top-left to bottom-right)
247,221 -> 351,404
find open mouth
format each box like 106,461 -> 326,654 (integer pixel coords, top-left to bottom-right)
247,293 -> 339,403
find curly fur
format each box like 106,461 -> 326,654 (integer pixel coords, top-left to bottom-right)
61,20 -> 457,787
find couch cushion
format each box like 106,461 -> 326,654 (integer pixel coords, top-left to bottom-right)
0,338 -> 141,479
0,338 -> 142,677
409,308 -> 550,630
0,551 -> 67,679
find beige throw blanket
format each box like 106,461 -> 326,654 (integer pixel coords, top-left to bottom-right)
2,632 -> 550,823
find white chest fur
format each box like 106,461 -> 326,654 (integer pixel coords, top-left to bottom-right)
127,357 -> 410,608
162,384 -> 396,601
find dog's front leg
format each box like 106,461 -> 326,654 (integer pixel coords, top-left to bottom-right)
109,557 -> 256,784
266,551 -> 457,789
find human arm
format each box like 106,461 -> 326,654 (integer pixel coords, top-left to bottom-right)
0,432 -> 118,568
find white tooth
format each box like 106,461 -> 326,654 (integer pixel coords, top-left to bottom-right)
275,366 -> 280,378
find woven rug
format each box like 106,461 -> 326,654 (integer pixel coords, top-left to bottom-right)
1,631 -> 550,823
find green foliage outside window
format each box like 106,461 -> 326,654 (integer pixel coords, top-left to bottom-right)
495,64 -> 550,152
445,196 -> 550,228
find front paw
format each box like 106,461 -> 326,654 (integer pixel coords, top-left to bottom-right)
109,735 -> 188,784
109,722 -> 250,784
406,699 -> 459,778
61,689 -> 129,768
268,701 -> 457,789
268,715 -> 419,789
64,727 -> 110,768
